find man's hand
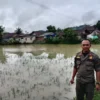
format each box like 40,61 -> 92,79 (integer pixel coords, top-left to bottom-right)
70,67 -> 77,84
96,84 -> 100,91
70,78 -> 74,84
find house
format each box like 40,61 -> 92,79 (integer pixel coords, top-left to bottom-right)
30,31 -> 46,43
2,32 -> 16,40
15,34 -> 36,44
30,30 -> 46,37
39,32 -> 56,38
74,25 -> 95,39
87,30 -> 100,39
91,30 -> 100,36
33,32 -> 56,43
2,32 -> 17,42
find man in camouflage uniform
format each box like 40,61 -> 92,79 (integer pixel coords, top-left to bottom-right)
70,39 -> 100,100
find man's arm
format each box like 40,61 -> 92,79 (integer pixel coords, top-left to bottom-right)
94,54 -> 100,90
96,71 -> 100,82
96,71 -> 100,90
70,67 -> 77,84
70,53 -> 78,84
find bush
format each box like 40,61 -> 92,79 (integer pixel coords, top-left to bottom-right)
45,36 -> 61,44
89,38 -> 100,44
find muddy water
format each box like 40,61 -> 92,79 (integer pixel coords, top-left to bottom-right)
0,44 -> 100,100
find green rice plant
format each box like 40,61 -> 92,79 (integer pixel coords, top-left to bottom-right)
11,88 -> 16,98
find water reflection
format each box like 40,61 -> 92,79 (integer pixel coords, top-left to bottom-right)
3,44 -> 100,58
3,44 -> 81,58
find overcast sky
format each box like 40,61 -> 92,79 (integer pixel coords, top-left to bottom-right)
0,0 -> 100,32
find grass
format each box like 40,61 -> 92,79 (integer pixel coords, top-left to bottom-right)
74,89 -> 100,100
94,89 -> 100,100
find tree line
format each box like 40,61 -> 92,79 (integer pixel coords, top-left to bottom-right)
0,20 -> 100,44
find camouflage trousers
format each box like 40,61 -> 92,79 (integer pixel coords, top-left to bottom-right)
76,80 -> 95,100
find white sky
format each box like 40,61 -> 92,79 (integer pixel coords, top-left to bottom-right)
0,0 -> 100,32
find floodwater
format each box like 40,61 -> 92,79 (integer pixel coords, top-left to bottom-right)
0,44 -> 100,100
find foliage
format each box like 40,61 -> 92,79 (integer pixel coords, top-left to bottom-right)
2,38 -> 20,45
8,38 -> 15,44
93,89 -> 100,100
15,28 -> 23,35
95,20 -> 100,30
45,28 -> 81,44
47,25 -> 56,32
63,28 -> 81,44
0,26 -> 4,33
56,28 -> 62,32
89,38 -> 100,44
0,26 -> 5,43
45,36 -> 61,44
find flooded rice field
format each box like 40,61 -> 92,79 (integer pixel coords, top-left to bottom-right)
0,44 -> 100,100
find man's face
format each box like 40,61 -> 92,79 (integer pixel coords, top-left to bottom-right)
81,40 -> 91,52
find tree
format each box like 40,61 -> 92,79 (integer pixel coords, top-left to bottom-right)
63,28 -> 80,44
0,26 -> 5,43
47,25 -> 56,32
95,20 -> 100,30
56,28 -> 62,32
15,28 -> 23,35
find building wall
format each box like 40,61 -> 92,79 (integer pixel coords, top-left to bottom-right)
16,36 -> 36,43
